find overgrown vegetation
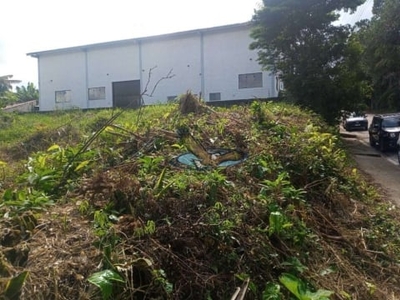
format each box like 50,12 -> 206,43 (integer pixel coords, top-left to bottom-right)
1,97 -> 400,299
0,76 -> 38,108
250,0 -> 400,122
250,0 -> 367,125
356,0 -> 400,111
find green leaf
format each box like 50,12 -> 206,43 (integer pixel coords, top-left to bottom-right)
4,271 -> 29,299
269,211 -> 284,236
154,167 -> 166,191
88,269 -> 124,300
279,273 -> 333,300
262,282 -> 281,300
2,189 -> 13,201
47,144 -> 61,152
279,273 -> 304,299
74,160 -> 90,171
306,289 -> 334,300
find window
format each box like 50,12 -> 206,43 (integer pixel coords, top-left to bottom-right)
209,92 -> 221,101
55,90 -> 71,103
238,72 -> 263,89
276,79 -> 284,91
167,96 -> 178,102
382,117 -> 400,128
88,87 -> 106,100
112,80 -> 141,108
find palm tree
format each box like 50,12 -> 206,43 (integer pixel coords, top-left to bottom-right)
16,82 -> 39,102
0,75 -> 21,95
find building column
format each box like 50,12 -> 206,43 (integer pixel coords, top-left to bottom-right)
200,31 -> 205,101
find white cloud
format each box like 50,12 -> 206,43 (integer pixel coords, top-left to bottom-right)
338,0 -> 373,25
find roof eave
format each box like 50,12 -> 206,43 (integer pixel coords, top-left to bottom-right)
27,21 -> 251,57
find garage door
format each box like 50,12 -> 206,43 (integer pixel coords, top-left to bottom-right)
112,80 -> 141,108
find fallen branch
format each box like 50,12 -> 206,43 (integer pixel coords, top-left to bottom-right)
230,278 -> 249,300
142,66 -> 175,98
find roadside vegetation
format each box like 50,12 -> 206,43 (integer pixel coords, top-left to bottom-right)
251,0 -> 400,124
1,95 -> 400,299
1,1 -> 399,299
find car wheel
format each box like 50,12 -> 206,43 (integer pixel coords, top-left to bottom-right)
369,135 -> 376,147
397,147 -> 400,164
379,137 -> 386,152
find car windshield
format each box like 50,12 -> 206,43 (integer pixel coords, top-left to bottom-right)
351,112 -> 365,117
382,117 -> 400,128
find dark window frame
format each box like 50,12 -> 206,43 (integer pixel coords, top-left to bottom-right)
55,90 -> 71,103
238,72 -> 263,89
88,86 -> 106,100
167,95 -> 178,102
209,92 -> 221,101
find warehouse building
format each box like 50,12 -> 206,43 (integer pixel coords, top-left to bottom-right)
28,22 -> 280,111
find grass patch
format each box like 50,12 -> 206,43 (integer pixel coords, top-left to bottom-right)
1,98 -> 400,299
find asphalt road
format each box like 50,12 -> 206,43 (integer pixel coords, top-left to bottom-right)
342,115 -> 399,165
340,116 -> 400,206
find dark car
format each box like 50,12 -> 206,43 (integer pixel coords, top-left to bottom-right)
368,113 -> 400,152
342,111 -> 368,131
397,139 -> 400,164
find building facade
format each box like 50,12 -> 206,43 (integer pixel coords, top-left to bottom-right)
28,22 -> 279,112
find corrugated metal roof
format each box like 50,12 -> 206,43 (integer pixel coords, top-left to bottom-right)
27,22 -> 251,57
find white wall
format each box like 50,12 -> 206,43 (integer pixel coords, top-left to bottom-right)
38,52 -> 86,111
203,27 -> 276,101
35,24 -> 278,111
140,35 -> 202,105
87,44 -> 141,108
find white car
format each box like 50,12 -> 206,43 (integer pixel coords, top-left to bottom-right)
342,112 -> 368,131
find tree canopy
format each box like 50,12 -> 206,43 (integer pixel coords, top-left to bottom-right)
250,0 -> 367,124
0,75 -> 21,95
358,0 -> 400,110
15,82 -> 39,102
0,79 -> 38,108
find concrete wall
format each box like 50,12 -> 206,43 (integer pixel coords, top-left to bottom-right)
202,26 -> 276,101
38,52 -> 86,111
2,100 -> 38,113
86,44 -> 141,108
140,34 -> 202,105
32,23 -> 279,111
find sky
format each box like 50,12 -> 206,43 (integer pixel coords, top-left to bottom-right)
0,0 -> 372,88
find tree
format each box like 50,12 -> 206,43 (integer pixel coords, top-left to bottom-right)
359,0 -> 400,110
250,0 -> 367,124
0,91 -> 18,108
0,75 -> 22,108
333,31 -> 372,111
15,82 -> 39,102
0,75 -> 21,95
372,0 -> 385,14
0,78 -> 38,108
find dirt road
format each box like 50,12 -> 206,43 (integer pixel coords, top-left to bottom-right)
341,127 -> 400,207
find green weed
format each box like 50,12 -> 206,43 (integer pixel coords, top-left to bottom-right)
279,273 -> 333,300
1,188 -> 53,214
88,269 -> 124,300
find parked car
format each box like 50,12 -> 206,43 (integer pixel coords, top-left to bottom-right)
397,139 -> 400,164
342,111 -> 368,131
368,113 -> 400,152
